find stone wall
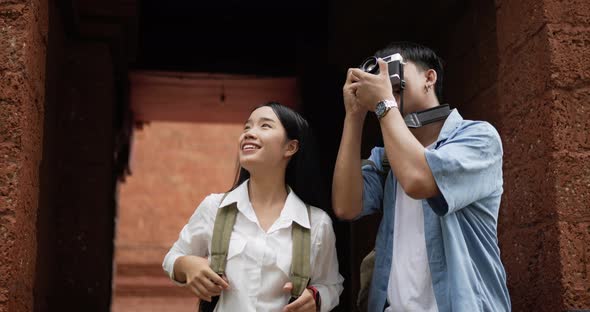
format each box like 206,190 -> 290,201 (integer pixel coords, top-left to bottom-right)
0,1 -> 47,311
495,0 -> 590,310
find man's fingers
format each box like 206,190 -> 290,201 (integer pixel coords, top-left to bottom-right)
349,68 -> 371,79
378,58 -> 389,77
344,80 -> 361,92
346,69 -> 361,85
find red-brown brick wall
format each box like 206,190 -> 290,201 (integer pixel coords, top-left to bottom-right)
433,0 -> 590,309
496,0 -> 590,310
0,0 -> 47,311
545,0 -> 590,309
112,121 -> 244,311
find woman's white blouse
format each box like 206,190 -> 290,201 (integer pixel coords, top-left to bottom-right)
162,181 -> 344,311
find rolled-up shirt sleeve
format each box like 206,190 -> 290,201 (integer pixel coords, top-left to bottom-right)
424,122 -> 503,216
358,147 -> 386,219
162,194 -> 219,284
309,213 -> 344,312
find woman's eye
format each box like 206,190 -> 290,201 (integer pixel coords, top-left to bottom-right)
261,123 -> 271,128
243,126 -> 251,131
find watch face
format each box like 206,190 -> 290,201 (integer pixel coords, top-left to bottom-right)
375,102 -> 385,116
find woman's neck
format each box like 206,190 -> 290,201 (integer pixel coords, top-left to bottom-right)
247,171 -> 288,232
248,172 -> 288,212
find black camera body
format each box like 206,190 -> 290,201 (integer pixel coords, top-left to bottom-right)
359,53 -> 405,89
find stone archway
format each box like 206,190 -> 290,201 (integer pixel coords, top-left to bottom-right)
1,0 -> 589,311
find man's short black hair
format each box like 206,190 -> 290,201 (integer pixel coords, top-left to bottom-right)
375,42 -> 444,102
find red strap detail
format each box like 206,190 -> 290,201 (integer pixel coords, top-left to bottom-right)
306,286 -> 321,311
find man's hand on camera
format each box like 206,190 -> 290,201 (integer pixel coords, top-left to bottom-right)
343,68 -> 367,117
349,59 -> 395,112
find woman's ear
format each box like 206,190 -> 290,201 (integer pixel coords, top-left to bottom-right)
284,139 -> 299,158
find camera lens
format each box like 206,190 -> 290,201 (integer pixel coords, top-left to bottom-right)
360,57 -> 379,74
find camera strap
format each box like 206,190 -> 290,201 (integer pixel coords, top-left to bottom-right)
404,104 -> 451,128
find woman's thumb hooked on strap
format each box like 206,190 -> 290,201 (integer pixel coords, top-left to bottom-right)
282,282 -> 293,294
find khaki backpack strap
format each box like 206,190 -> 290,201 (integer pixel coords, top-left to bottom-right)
209,193 -> 238,275
290,204 -> 312,299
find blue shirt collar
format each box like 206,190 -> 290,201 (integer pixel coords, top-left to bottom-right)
436,108 -> 463,143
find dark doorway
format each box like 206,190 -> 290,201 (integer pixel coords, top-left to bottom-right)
130,1 -> 497,310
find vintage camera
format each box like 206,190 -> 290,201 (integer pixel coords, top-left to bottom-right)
359,53 -> 405,89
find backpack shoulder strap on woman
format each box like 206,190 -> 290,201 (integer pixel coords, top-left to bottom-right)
289,204 -> 312,301
210,193 -> 237,275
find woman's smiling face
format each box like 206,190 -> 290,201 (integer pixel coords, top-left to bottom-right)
239,106 -> 298,172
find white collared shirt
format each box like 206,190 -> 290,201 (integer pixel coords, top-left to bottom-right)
163,180 -> 344,311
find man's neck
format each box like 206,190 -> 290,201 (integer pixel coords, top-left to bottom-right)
407,100 -> 445,147
410,120 -> 444,147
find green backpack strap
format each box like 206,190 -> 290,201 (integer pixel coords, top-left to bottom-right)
289,204 -> 312,300
210,193 -> 238,275
210,193 -> 312,299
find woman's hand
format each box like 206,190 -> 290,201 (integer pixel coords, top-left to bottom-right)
282,282 -> 317,312
175,255 -> 230,302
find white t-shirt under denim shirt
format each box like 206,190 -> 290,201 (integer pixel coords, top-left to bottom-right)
386,182 -> 438,312
385,144 -> 438,312
162,180 -> 344,312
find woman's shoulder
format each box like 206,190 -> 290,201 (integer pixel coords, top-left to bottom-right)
308,205 -> 333,227
188,193 -> 225,221
205,192 -> 226,206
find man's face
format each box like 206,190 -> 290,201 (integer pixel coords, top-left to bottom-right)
393,61 -> 431,115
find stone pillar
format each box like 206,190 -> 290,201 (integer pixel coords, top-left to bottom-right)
0,0 -> 47,311
496,0 -> 590,310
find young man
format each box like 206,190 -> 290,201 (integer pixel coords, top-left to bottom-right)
332,42 -> 511,312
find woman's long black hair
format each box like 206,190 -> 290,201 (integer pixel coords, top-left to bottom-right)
230,102 -> 323,208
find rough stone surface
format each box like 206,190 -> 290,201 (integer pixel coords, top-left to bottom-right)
497,0 -> 590,309
499,222 -> 563,311
0,0 -> 46,311
558,221 -> 590,309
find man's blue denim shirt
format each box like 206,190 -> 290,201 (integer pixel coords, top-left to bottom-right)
360,109 -> 511,312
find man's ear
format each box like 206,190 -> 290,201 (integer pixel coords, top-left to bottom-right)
425,69 -> 437,89
284,139 -> 299,158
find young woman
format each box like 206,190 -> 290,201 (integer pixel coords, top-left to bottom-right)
163,102 -> 343,311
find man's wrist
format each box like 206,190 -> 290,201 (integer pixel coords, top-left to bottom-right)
344,112 -> 366,127
372,97 -> 396,111
375,99 -> 398,119
345,109 -> 367,120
